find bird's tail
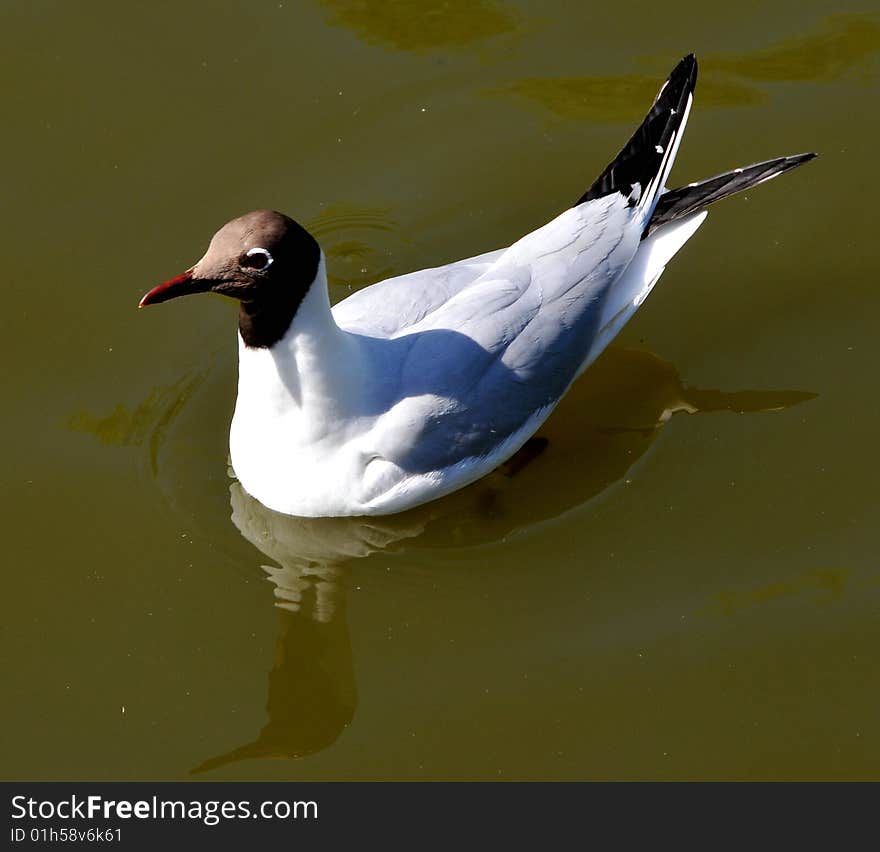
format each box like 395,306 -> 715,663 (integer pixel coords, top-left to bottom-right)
644,153 -> 817,236
576,54 -> 698,220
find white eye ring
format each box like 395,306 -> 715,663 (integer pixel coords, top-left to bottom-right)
243,247 -> 273,273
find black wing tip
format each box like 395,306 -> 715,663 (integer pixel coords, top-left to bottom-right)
645,150 -> 819,237
657,54 -> 698,103
577,54 -> 698,207
665,54 -> 698,93
770,152 -> 819,173
677,53 -> 698,76
754,151 -> 818,168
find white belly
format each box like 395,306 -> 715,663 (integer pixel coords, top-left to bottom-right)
230,407 -> 374,517
230,396 -> 554,517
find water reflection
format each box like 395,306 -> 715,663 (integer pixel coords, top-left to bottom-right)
497,75 -> 764,123
189,347 -> 814,772
714,568 -> 848,618
190,558 -> 357,772
316,0 -> 518,52
67,373 -> 205,475
496,12 -> 880,123
708,12 -> 880,83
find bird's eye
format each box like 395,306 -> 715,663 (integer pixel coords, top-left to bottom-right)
241,247 -> 273,272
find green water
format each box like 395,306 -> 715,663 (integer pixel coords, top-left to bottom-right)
3,1 -> 879,780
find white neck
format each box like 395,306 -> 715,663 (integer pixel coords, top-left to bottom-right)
233,256 -> 365,440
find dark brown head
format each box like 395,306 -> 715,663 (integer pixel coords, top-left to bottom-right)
139,210 -> 321,349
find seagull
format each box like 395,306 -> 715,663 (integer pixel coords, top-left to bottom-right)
139,55 -> 815,518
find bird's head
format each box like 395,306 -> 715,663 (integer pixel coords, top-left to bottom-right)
139,209 -> 321,348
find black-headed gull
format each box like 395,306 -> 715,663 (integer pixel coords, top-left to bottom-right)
140,55 -> 814,517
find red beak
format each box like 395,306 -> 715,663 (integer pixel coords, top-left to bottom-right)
138,269 -> 205,307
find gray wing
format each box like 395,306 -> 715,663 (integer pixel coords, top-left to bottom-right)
376,194 -> 643,474
331,247 -> 505,337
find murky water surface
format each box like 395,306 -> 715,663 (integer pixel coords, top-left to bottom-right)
3,1 -> 879,779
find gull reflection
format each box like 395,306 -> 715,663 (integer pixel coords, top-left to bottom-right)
190,584 -> 357,773
190,346 -> 814,772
